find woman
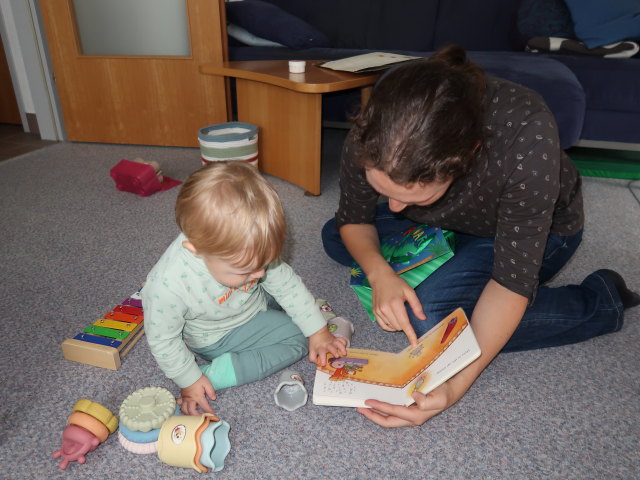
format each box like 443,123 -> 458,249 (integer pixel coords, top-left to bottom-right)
322,45 -> 639,427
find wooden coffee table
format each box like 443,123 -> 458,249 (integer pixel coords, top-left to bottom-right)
200,60 -> 381,195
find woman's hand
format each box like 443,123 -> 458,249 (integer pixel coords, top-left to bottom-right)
338,222 -> 424,346
369,269 -> 425,346
178,375 -> 217,416
359,280 -> 529,427
357,378 -> 459,427
308,326 -> 348,366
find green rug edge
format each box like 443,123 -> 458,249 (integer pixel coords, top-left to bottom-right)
567,147 -> 640,180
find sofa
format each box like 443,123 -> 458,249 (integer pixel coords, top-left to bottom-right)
224,0 -> 640,149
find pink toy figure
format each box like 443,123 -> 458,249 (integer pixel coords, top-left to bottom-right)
52,425 -> 100,470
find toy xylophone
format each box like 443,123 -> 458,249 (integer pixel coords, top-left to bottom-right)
61,288 -> 145,370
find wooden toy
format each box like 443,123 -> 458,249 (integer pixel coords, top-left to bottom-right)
61,288 -> 145,370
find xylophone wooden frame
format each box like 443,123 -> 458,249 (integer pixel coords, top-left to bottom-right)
61,291 -> 145,370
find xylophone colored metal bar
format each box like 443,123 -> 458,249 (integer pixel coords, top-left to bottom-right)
61,289 -> 145,370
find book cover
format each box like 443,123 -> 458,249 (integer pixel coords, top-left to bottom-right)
312,308 -> 481,408
350,225 -> 454,321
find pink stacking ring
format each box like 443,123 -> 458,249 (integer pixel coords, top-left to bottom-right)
118,431 -> 158,454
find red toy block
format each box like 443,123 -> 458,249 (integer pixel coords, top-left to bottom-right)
110,158 -> 180,197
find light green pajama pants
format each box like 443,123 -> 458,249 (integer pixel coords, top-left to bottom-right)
190,309 -> 308,389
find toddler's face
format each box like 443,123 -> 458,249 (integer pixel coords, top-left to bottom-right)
201,255 -> 266,288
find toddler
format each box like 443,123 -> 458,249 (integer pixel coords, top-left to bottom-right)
142,161 -> 347,415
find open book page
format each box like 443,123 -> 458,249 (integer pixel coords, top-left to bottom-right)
313,370 -> 412,407
316,307 -> 469,387
319,52 -> 422,73
312,308 -> 481,407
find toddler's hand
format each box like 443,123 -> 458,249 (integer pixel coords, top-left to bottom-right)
308,326 -> 348,367
178,375 -> 217,416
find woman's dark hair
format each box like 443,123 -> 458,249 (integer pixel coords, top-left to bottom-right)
351,45 -> 486,185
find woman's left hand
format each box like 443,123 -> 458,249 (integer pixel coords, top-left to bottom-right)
359,280 -> 529,427
357,380 -> 458,427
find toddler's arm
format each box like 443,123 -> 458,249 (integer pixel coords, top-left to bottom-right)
142,269 -> 212,395
308,326 -> 348,367
178,375 -> 217,416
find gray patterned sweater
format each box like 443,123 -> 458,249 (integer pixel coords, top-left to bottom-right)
335,77 -> 584,302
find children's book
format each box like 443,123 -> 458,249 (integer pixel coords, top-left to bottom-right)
312,308 -> 481,408
350,225 -> 454,322
318,52 -> 422,73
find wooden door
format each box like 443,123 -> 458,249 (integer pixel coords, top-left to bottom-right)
40,0 -> 229,147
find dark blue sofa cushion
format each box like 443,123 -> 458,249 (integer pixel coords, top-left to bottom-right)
545,55 -> 640,114
577,110 -> 640,144
433,0 -> 524,51
544,54 -> 640,143
226,0 -> 330,49
259,0 -> 439,50
466,52 -> 585,149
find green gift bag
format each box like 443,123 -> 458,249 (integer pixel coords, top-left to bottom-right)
349,225 -> 455,322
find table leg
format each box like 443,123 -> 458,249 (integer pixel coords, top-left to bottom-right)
361,86 -> 373,108
235,78 -> 322,195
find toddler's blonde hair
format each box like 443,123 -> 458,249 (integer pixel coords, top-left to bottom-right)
175,161 -> 286,268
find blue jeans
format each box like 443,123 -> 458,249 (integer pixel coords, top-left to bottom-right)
322,204 -> 624,352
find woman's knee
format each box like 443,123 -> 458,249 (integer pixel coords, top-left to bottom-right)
408,235 -> 494,335
538,230 -> 583,284
321,218 -> 353,266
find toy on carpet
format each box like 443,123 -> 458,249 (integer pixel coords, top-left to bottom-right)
110,157 -> 181,197
118,386 -> 176,455
52,399 -> 118,470
157,412 -> 231,473
119,387 -> 231,473
316,298 -> 355,347
271,300 -> 354,412
274,369 -> 308,412
61,287 -> 146,370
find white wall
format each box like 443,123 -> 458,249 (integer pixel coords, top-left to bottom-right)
0,0 -> 62,140
0,0 -> 33,117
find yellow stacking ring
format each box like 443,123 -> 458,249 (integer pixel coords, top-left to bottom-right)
72,399 -> 119,434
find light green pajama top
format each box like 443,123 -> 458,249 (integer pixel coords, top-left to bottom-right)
142,234 -> 326,388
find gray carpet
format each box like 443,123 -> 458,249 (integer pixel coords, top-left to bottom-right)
1,129 -> 638,479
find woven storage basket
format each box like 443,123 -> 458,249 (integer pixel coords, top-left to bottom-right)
198,122 -> 258,167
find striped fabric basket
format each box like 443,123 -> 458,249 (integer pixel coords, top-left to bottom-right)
198,122 -> 259,167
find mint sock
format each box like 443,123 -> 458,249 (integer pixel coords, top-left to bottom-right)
200,352 -> 238,390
